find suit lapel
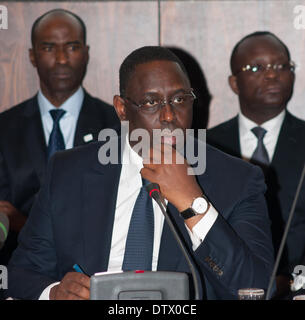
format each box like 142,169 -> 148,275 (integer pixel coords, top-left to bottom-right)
157,204 -> 187,270
271,112 -> 298,167
208,116 -> 241,158
82,162 -> 122,275
73,92 -> 102,146
23,96 -> 47,180
223,116 -> 241,157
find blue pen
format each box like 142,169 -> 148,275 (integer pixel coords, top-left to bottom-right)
73,263 -> 88,276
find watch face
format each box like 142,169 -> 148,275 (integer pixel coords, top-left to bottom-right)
192,197 -> 208,214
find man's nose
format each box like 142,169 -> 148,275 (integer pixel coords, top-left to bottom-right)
264,66 -> 279,80
159,102 -> 176,123
55,48 -> 68,64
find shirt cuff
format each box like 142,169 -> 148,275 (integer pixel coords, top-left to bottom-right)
185,204 -> 218,250
38,282 -> 60,300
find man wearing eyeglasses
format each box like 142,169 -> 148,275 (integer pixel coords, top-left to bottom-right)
6,46 -> 274,300
207,31 -> 305,298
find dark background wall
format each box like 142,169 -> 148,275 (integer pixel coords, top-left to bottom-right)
1,0 -> 305,128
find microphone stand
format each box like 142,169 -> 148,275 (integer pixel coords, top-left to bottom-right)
266,163 -> 305,300
146,183 -> 200,300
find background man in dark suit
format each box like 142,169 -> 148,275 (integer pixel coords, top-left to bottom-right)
6,46 -> 274,300
0,9 -> 119,265
207,31 -> 305,298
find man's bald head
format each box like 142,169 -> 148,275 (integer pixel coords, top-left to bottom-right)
31,9 -> 86,47
230,31 -> 291,75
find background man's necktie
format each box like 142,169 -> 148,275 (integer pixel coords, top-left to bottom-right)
122,178 -> 154,271
47,109 -> 66,159
250,126 -> 270,167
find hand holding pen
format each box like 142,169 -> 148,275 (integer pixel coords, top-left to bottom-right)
49,264 -> 90,300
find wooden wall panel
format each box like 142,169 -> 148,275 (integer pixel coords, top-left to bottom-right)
1,1 -> 305,129
0,1 -> 158,111
161,0 -> 305,127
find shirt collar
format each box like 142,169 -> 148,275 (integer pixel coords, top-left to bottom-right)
238,109 -> 286,138
37,86 -> 84,118
122,133 -> 143,170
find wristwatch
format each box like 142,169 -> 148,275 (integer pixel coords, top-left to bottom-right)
180,195 -> 210,220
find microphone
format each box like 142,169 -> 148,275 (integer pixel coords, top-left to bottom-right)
0,212 -> 9,250
266,163 -> 305,300
146,182 -> 200,300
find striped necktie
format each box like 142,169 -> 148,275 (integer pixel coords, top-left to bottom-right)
122,178 -> 154,271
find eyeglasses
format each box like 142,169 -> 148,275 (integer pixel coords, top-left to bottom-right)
235,61 -> 295,75
123,90 -> 196,114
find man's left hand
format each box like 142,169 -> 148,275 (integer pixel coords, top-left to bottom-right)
141,143 -> 203,212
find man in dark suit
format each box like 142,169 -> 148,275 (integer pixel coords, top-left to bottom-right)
6,46 -> 274,300
0,9 -> 119,265
207,31 -> 305,298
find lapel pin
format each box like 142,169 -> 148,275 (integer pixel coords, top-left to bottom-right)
83,133 -> 93,143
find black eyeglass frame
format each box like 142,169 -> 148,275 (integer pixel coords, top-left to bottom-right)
122,89 -> 197,112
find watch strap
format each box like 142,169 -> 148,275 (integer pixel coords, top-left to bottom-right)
180,208 -> 197,220
180,195 -> 210,220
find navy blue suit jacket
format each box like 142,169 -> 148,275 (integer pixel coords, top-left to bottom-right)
207,111 -> 305,275
7,138 -> 274,300
0,91 -> 120,265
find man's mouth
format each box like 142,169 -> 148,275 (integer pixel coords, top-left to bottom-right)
264,86 -> 282,93
161,135 -> 177,145
53,73 -> 71,79
159,128 -> 179,146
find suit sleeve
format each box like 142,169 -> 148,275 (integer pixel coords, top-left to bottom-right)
194,166 -> 275,299
6,157 -> 58,300
0,148 -> 11,201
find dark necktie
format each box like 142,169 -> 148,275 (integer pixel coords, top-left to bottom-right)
122,178 -> 154,271
250,126 -> 270,167
47,109 -> 66,159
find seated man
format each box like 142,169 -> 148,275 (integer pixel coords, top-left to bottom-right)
6,46 -> 274,300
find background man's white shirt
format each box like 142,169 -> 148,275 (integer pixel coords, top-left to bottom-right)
38,86 -> 84,149
238,109 -> 285,162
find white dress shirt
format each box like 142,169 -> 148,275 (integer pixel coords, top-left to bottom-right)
238,110 -> 286,162
39,134 -> 218,299
37,86 -> 84,149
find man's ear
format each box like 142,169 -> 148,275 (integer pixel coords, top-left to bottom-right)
291,69 -> 296,86
228,75 -> 239,95
29,48 -> 37,68
85,45 -> 90,64
113,95 -> 127,121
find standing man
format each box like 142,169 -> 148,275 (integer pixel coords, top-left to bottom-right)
207,31 -> 305,297
0,9 -> 119,265
6,46 -> 274,300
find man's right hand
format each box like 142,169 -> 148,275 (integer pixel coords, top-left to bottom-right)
50,272 -> 90,300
